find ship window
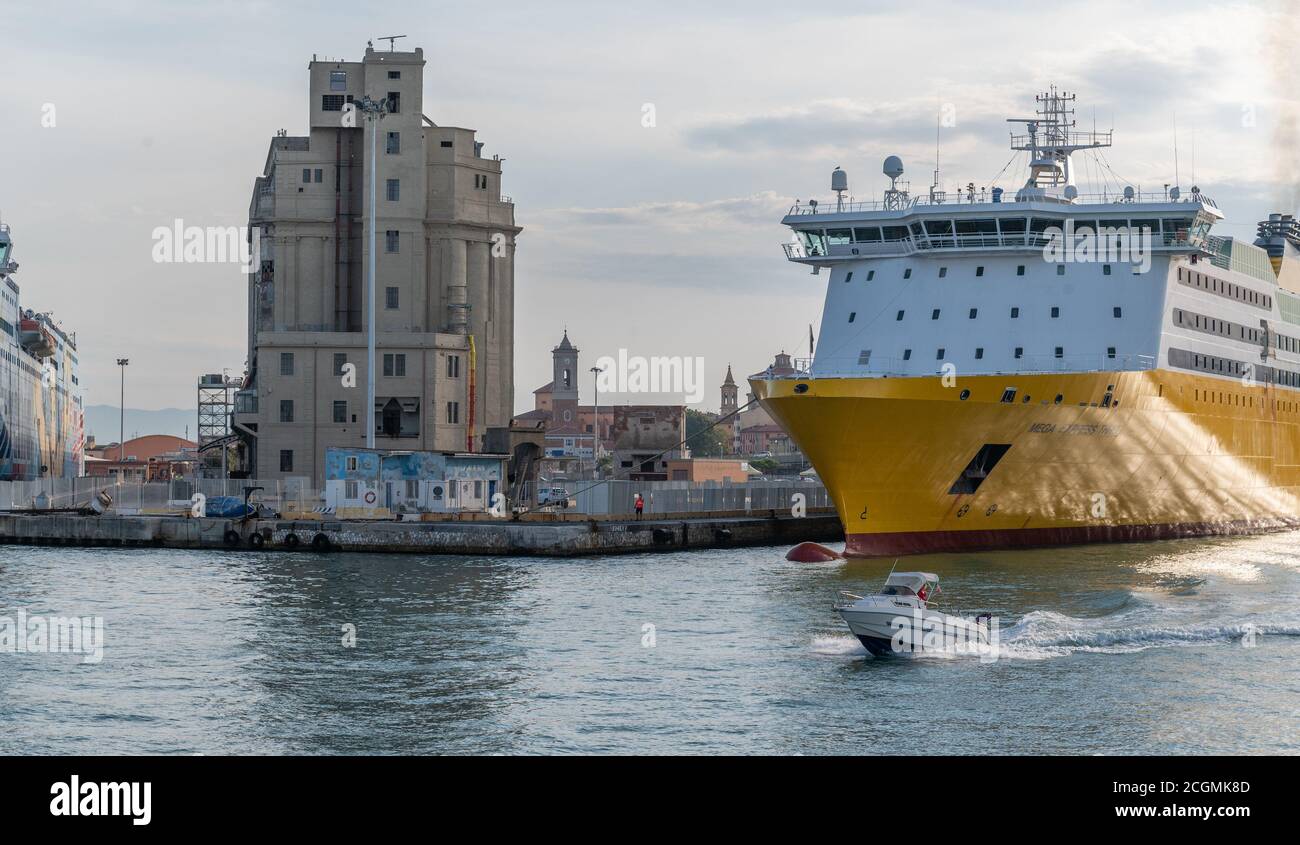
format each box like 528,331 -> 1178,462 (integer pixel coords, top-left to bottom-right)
1103,264 -> 1112,275
1055,347 -> 1064,358
1000,388 -> 1016,403
896,310 -> 905,321
956,219 -> 998,235
1108,347 -> 1117,359
848,312 -> 856,323
867,270 -> 875,281
903,349 -> 912,360
1011,307 -> 1020,318
882,225 -> 910,241
975,266 -> 985,277
948,444 -> 1012,495
827,229 -> 852,246
1056,265 -> 1066,276
975,348 -> 985,360
1000,218 -> 1027,234
969,308 -> 978,319
939,266 -> 948,278
843,271 -> 853,283
932,309 -> 941,320
937,348 -> 946,360
1113,307 -> 1122,318
1016,265 -> 1025,276
1054,394 -> 1064,404
1030,217 -> 1062,234
1014,347 -> 1023,359
858,349 -> 872,365
925,220 -> 954,236
903,268 -> 912,279
959,389 -> 970,400
1051,307 -> 1060,318
853,227 -> 882,242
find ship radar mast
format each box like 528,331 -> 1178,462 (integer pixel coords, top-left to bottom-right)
1007,86 -> 1112,201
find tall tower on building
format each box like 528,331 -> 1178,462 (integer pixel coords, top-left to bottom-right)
721,364 -> 741,455
234,43 -> 521,484
550,330 -> 579,429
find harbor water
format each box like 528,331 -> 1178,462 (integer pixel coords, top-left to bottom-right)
2,532 -> 1299,755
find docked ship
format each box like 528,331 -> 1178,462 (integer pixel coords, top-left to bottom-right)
0,222 -> 84,480
754,88 -> 1300,556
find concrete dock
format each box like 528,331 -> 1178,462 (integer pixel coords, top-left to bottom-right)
0,508 -> 842,557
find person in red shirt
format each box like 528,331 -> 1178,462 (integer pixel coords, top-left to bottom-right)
634,493 -> 645,520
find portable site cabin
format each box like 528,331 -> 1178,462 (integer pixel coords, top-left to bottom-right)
324,447 -> 508,516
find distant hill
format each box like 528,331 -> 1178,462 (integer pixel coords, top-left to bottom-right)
83,405 -> 195,442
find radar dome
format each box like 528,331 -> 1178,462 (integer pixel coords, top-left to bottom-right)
831,167 -> 849,193
1063,185 -> 1079,200
1123,186 -> 1135,200
1169,186 -> 1181,200
883,156 -> 904,179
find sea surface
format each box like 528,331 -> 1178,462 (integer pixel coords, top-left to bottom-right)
2,532 -> 1299,755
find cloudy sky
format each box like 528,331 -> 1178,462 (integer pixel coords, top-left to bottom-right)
2,0 -> 1296,416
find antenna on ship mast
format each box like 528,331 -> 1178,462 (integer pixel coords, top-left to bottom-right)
930,102 -> 943,203
1007,86 -> 1112,202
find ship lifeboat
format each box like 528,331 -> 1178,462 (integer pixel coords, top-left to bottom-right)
19,317 -> 56,358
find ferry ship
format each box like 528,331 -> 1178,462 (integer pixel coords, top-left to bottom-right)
0,222 -> 84,480
753,88 -> 1300,556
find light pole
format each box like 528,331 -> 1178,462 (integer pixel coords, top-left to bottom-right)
355,95 -> 387,449
116,358 -> 129,465
590,365 -> 604,480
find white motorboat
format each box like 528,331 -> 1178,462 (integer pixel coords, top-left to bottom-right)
835,572 -> 992,656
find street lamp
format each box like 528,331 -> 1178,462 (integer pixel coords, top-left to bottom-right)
116,358 -> 129,464
354,95 -> 388,449
590,365 -> 604,480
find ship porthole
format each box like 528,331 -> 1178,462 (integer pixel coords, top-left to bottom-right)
959,389 -> 971,401
793,383 -> 809,394
1054,394 -> 1064,405
1022,395 -> 1032,403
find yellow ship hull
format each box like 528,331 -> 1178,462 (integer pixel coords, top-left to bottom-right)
752,370 -> 1300,556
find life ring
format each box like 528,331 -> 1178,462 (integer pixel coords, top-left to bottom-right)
283,532 -> 300,549
311,533 -> 333,552
223,529 -> 241,546
249,532 -> 265,549
364,491 -> 377,504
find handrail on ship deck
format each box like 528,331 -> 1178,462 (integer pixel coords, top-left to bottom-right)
786,191 -> 1217,216
765,353 -> 1157,379
783,230 -> 1202,260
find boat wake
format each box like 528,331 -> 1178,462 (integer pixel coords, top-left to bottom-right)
996,609 -> 1300,659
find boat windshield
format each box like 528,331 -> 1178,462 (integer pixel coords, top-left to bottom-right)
880,585 -> 916,596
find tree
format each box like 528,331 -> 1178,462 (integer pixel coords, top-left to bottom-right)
685,409 -> 727,457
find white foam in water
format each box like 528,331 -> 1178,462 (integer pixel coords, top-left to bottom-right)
809,634 -> 866,657
995,609 -> 1300,660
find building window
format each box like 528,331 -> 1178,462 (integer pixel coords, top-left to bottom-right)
383,353 -> 406,377
386,131 -> 400,154
1011,307 -> 1020,318
302,168 -> 311,183
440,140 -> 453,148
321,94 -> 345,111
386,91 -> 401,113
447,401 -> 460,424
1113,306 -> 1122,318
280,352 -> 294,375
345,480 -> 359,499
447,355 -> 461,378
333,353 -> 348,376
896,310 -> 905,321
386,179 -> 400,201
385,286 -> 399,309
329,70 -> 347,91
279,399 -> 294,423
333,400 -> 347,423
385,230 -> 399,253
280,450 -> 293,472
314,168 -> 323,183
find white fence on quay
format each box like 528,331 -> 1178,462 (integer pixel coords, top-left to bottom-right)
0,476 -> 831,518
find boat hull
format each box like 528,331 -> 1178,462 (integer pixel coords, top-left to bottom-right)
754,369 -> 1300,557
